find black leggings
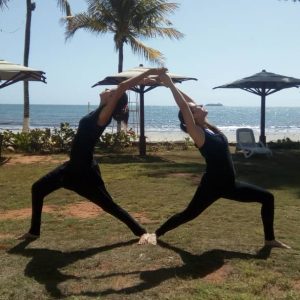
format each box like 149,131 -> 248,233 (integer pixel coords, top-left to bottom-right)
29,161 -> 146,237
156,176 -> 275,241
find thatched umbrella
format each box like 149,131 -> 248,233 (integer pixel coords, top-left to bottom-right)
0,59 -> 46,89
214,70 -> 300,144
93,66 -> 197,156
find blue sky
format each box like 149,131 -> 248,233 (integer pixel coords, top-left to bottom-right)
1,0 -> 300,106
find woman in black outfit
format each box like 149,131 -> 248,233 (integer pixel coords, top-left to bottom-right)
146,73 -> 290,248
19,67 -> 167,244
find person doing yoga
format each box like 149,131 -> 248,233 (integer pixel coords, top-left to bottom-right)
145,73 -> 290,248
18,67 -> 167,243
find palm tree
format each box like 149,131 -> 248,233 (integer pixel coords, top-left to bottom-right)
0,0 -> 9,9
0,0 -> 72,132
22,0 -> 35,132
64,0 -> 184,72
64,0 -> 183,131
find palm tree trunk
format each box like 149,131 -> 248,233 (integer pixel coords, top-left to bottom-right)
22,0 -> 35,132
116,42 -> 124,132
118,42 -> 123,73
23,81 -> 30,132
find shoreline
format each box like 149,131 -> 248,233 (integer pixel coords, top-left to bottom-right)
1,127 -> 299,143
145,129 -> 300,143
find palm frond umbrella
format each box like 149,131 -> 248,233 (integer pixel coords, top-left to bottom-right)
0,59 -> 46,89
213,70 -> 300,145
93,66 -> 197,156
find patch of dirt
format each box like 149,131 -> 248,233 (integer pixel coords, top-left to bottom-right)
169,172 -> 201,184
265,286 -> 285,299
0,234 -> 13,250
63,202 -> 103,218
0,205 -> 57,220
112,275 -> 135,290
0,243 -> 10,250
0,202 -> 159,223
133,212 -> 156,224
0,233 -> 14,239
3,154 -> 62,165
95,261 -> 114,272
203,264 -> 233,283
169,172 -> 192,178
294,279 -> 300,291
0,202 -> 104,220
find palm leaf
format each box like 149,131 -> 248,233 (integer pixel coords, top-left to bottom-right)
56,0 -> 72,16
139,26 -> 184,40
128,36 -> 165,65
135,0 -> 179,20
63,0 -> 183,67
0,0 -> 9,10
64,13 -> 110,39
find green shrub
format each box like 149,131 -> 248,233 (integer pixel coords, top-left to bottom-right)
1,126 -> 138,154
147,137 -> 194,153
51,122 -> 76,153
269,138 -> 300,149
0,123 -> 76,154
97,130 -> 137,152
183,137 -> 193,150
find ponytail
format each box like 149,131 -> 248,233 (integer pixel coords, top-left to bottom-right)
178,110 -> 188,133
112,93 -> 129,125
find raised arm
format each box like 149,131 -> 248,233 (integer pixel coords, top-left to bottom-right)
177,89 -> 197,105
98,67 -> 167,126
159,74 -> 205,148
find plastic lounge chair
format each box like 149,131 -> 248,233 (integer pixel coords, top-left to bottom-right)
236,128 -> 272,158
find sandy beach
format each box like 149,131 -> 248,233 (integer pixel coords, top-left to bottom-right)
145,129 -> 300,143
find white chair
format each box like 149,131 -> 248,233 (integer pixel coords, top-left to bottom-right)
236,128 -> 272,158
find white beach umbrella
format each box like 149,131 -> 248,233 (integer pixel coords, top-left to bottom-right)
0,59 -> 46,89
93,66 -> 197,156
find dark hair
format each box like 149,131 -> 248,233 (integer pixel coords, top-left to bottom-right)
112,93 -> 129,124
178,110 -> 188,133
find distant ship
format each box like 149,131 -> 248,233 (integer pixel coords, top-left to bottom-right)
205,103 -> 223,106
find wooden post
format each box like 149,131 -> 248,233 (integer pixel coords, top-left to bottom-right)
260,87 -> 266,145
139,87 -> 146,156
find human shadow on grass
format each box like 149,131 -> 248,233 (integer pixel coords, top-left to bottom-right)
142,162 -> 205,182
94,154 -> 172,164
7,238 -> 136,299
232,151 -> 300,194
78,241 -> 272,298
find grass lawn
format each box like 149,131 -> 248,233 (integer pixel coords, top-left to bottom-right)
0,147 -> 299,300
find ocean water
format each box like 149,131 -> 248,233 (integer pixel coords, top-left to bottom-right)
1,104 -> 300,141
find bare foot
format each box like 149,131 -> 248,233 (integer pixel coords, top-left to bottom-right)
17,232 -> 39,240
147,233 -> 157,245
138,233 -> 150,245
265,240 -> 291,249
